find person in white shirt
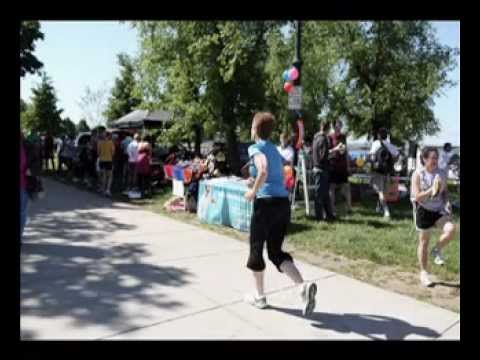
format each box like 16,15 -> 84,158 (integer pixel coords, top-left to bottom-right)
369,128 -> 399,219
438,143 -> 454,172
56,136 -> 64,172
121,135 -> 133,187
411,146 -> 456,287
125,134 -> 140,193
277,133 -> 295,166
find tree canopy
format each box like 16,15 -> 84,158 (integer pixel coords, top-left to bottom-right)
131,20 -> 457,162
76,119 -> 90,133
333,21 -> 458,143
78,85 -> 108,129
133,21 -> 282,171
20,21 -> 457,166
104,53 -> 142,126
20,21 -> 44,77
22,72 -> 63,136
60,117 -> 77,137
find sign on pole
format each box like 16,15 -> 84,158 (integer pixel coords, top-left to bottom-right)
288,86 -> 303,110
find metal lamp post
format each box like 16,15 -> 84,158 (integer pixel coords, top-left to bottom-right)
293,20 -> 302,88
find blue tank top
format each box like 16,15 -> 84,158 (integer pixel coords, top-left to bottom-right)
248,140 -> 288,198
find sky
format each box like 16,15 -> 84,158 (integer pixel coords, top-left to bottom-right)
20,21 -> 460,146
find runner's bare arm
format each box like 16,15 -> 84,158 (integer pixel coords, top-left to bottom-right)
250,153 -> 268,195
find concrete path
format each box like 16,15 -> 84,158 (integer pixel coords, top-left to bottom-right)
20,178 -> 460,340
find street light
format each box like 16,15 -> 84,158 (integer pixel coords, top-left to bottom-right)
293,20 -> 302,87
290,20 -> 303,150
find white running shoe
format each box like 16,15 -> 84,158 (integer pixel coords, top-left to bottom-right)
244,294 -> 268,309
431,247 -> 445,266
420,271 -> 434,287
384,210 -> 391,220
301,282 -> 317,317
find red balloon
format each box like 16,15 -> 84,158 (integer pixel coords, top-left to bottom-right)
284,82 -> 294,93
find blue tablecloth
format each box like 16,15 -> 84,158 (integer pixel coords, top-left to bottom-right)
197,177 -> 253,232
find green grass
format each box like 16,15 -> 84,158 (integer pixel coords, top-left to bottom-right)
44,170 -> 460,282
287,196 -> 460,281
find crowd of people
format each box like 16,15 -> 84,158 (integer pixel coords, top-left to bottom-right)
53,128 -> 155,198
20,114 -> 458,296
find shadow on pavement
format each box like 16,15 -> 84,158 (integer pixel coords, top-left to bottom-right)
267,306 -> 441,340
24,210 -> 137,243
21,242 -> 194,332
21,178 -> 194,337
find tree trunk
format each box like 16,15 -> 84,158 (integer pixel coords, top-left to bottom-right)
194,123 -> 202,156
225,124 -> 241,175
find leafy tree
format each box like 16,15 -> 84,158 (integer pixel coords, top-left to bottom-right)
78,85 -> 108,128
60,117 -> 77,136
133,21 -> 281,172
264,22 -> 345,140
76,118 -> 90,133
264,24 -> 295,137
20,98 -> 27,113
132,20 -> 458,161
104,53 -> 142,126
20,21 -> 44,77
26,72 -> 64,135
334,21 -> 458,143
20,98 -> 34,132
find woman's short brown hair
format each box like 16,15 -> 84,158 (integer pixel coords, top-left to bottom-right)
420,146 -> 439,166
253,112 -> 275,140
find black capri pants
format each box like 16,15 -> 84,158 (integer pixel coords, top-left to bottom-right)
247,197 -> 293,272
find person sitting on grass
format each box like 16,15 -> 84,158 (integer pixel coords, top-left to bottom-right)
411,146 -> 456,288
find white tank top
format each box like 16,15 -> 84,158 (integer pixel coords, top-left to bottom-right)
417,168 -> 447,212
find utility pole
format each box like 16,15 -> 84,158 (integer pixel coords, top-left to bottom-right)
290,20 -> 303,150
293,20 -> 302,87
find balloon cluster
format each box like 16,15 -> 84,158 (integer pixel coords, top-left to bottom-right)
283,66 -> 299,93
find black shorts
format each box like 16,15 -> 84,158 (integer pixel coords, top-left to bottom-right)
99,161 -> 113,171
330,170 -> 349,185
247,197 -> 293,272
416,205 -> 444,230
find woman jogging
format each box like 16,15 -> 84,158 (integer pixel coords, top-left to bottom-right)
244,112 -> 317,316
411,146 -> 456,287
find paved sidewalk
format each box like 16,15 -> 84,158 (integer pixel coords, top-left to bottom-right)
20,178 -> 460,340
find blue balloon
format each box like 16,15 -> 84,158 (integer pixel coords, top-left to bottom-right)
282,70 -> 290,81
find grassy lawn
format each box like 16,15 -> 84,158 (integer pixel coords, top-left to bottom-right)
44,170 -> 460,311
287,196 -> 460,281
